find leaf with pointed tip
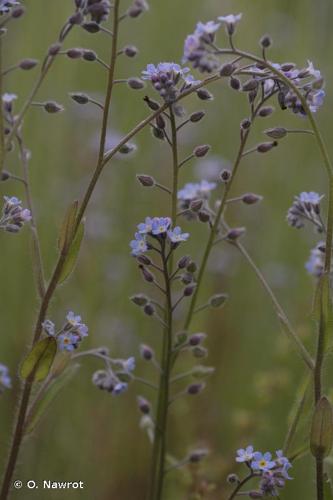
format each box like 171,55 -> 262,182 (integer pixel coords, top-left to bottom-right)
20,337 -> 57,382
58,200 -> 79,254
58,221 -> 84,284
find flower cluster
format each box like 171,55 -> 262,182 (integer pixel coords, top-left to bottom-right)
177,180 -> 216,220
0,0 -> 20,15
0,196 -> 31,233
234,446 -> 292,497
130,216 -> 189,256
0,363 -> 11,393
92,355 -> 136,396
142,62 -> 199,103
287,191 -> 324,232
305,241 -> 326,277
76,0 -> 111,25
183,21 -> 221,73
42,311 -> 89,352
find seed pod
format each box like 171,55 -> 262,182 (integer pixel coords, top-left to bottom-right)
1,170 -> 10,181
140,265 -> 154,283
241,118 -> 251,130
196,88 -> 214,101
209,293 -> 228,308
137,254 -> 152,266
70,92 -> 90,105
242,79 -> 259,92
67,48 -> 83,59
143,96 -> 160,110
227,227 -> 246,241
258,106 -> 275,117
143,303 -> 155,316
242,193 -> 263,205
177,255 -> 191,269
190,110 -> 205,123
137,174 -> 155,187
184,284 -> 196,297
227,474 -> 240,485
198,210 -> 210,223
130,294 -> 148,306
19,59 -> 38,70
220,169 -> 231,182
187,261 -> 197,273
44,101 -> 64,113
82,22 -> 100,33
48,43 -> 62,56
124,45 -> 138,58
127,78 -> 145,90
310,396 -> 333,459
155,114 -> 165,129
194,144 -> 210,158
119,143 -> 136,154
83,50 -> 97,62
220,63 -> 235,77
257,141 -> 278,153
264,127 -> 287,139
260,35 -> 272,48
230,77 -> 241,91
152,126 -> 165,140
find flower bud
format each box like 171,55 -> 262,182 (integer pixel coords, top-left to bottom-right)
190,199 -> 203,212
187,261 -> 197,273
196,88 -> 214,101
227,227 -> 246,241
140,344 -> 154,361
82,22 -> 100,33
83,50 -> 97,62
184,284 -> 196,297
70,92 -> 90,105
119,143 -> 136,154
192,346 -> 208,358
137,174 -> 155,187
281,62 -> 296,72
260,35 -> 272,48
137,254 -> 152,266
124,45 -> 138,57
220,63 -> 235,77
69,11 -> 84,24
11,6 -> 25,18
220,169 -> 231,182
198,211 -> 210,223
44,101 -> 64,113
310,396 -> 333,459
190,110 -> 205,123
177,255 -> 191,269
242,79 -> 259,92
181,273 -> 193,285
139,265 -> 154,283
241,118 -> 251,130
257,141 -> 278,153
258,106 -> 275,117
189,448 -> 209,463
189,333 -> 206,346
209,293 -> 228,308
127,77 -> 145,90
143,303 -> 155,316
137,396 -> 151,414
242,193 -> 263,205
264,127 -> 287,139
48,43 -> 62,56
152,126 -> 165,140
227,474 -> 240,484
143,96 -> 160,110
131,294 -> 149,306
187,382 -> 205,395
155,114 -> 166,129
194,144 -> 210,158
230,77 -> 241,91
67,48 -> 83,59
19,58 -> 38,70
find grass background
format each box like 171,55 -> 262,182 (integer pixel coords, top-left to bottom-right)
1,0 -> 333,498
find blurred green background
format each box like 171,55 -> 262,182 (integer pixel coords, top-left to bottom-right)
1,0 -> 333,498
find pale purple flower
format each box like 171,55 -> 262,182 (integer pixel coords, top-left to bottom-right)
137,217 -> 154,234
123,357 -> 136,372
167,226 -> 190,243
287,192 -> 324,232
305,242 -> 325,277
308,89 -> 325,113
0,196 -> 31,233
142,62 -> 196,101
195,20 -> 221,37
2,92 -> 17,104
113,382 -> 128,395
236,446 -> 254,463
218,13 -> 242,34
130,232 -> 148,256
0,0 -> 20,15
252,452 -> 276,471
306,60 -> 321,80
178,180 -> 216,201
42,319 -> 56,337
151,217 -> 171,235
0,363 -> 11,392
58,332 -> 79,352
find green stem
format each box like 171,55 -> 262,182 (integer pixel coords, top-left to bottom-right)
227,473 -> 256,500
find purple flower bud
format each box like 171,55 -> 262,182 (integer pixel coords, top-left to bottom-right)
187,261 -> 197,273
152,126 -> 165,140
227,474 -> 240,484
127,78 -> 145,90
198,211 -> 210,223
119,142 -> 136,154
137,174 -> 155,187
143,96 -> 160,110
44,101 -> 64,114
241,118 -> 251,130
230,77 -> 241,91
137,254 -> 152,266
260,35 -> 272,48
189,333 -> 206,346
144,303 -> 155,316
187,382 -> 205,395
82,22 -> 100,33
131,294 -> 149,306
1,171 -> 10,181
184,284 -> 196,297
177,255 -> 191,269
257,141 -> 278,153
190,199 -> 203,212
258,106 -> 275,117
196,88 -> 214,101
190,110 -> 205,123
11,6 -> 25,18
69,11 -> 83,24
242,193 -> 263,205
48,43 -> 62,56
140,344 -> 154,361
220,63 -> 235,77
137,396 -> 151,414
139,265 -> 154,283
194,144 -> 211,158
227,227 -> 246,241
70,92 -> 90,105
189,448 -> 209,463
242,79 -> 258,92
19,59 -> 38,70
83,50 -> 97,62
220,169 -> 231,182
124,45 -> 138,58
155,114 -> 166,129
67,48 -> 83,59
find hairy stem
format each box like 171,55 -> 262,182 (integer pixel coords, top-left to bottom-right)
0,37 -> 4,176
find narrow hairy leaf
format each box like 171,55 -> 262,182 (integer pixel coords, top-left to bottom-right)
25,364 -> 80,435
20,337 -> 57,382
58,200 -> 79,254
310,396 -> 333,459
58,221 -> 84,284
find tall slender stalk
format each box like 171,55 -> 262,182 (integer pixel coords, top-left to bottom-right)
0,36 -> 4,176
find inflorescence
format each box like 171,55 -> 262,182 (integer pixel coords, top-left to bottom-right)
42,311 -> 89,352
0,196 -> 31,233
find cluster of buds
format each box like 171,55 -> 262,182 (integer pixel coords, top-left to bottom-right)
231,446 -> 292,497
287,191 -> 325,232
42,311 -> 89,352
0,196 -> 31,233
141,62 -> 199,103
73,0 -> 111,26
177,180 -> 216,222
92,356 -> 135,396
0,363 -> 11,393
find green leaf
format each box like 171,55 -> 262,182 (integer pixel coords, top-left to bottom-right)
58,221 -> 84,284
58,200 -> 79,254
20,337 -> 57,382
25,364 -> 80,435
